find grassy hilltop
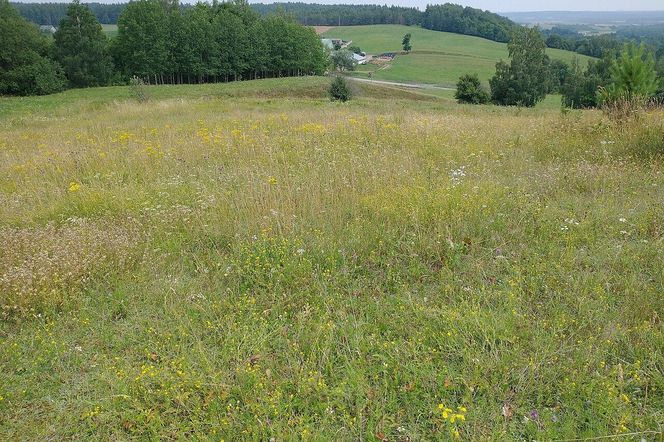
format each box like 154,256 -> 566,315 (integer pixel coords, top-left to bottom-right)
0,78 -> 663,440
322,25 -> 594,87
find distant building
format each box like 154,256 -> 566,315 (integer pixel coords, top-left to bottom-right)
39,25 -> 57,34
352,53 -> 367,65
321,38 -> 350,50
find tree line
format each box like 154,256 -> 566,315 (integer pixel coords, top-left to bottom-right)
543,24 -> 664,62
11,1 -> 423,27
10,1 -> 522,44
1,0 -> 327,96
251,3 -> 421,27
421,4 -> 518,43
11,2 -> 126,26
455,27 -> 664,109
13,1 -> 664,59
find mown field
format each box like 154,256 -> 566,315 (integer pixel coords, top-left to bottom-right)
1,77 -> 663,440
322,25 -> 594,87
101,23 -> 118,38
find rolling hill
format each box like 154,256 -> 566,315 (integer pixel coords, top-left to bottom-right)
322,25 -> 594,87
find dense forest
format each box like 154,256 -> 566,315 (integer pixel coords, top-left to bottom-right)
421,4 -> 518,43
543,24 -> 664,59
251,3 -> 421,26
1,0 -> 326,96
11,1 -> 423,27
11,2 -> 126,25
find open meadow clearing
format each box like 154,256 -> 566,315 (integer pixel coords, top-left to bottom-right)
322,25 -> 594,87
0,77 -> 663,440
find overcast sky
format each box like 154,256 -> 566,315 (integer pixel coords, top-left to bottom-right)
248,0 -> 664,12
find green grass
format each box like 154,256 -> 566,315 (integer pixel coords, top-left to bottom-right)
1,78 -> 663,440
101,23 -> 118,38
323,25 -> 594,87
0,77 -> 440,125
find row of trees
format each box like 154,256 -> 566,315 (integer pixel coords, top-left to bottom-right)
11,2 -> 125,26
251,3 -> 421,27
544,30 -> 621,58
13,1 -> 664,61
455,27 -> 663,108
1,0 -> 327,95
112,0 -> 326,84
11,2 -> 521,45
11,1 -> 423,27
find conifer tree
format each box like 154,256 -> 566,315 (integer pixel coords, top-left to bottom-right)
54,0 -> 113,87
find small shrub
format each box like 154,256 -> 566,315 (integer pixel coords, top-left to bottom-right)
129,76 -> 149,102
348,45 -> 363,55
455,74 -> 489,104
329,76 -> 351,102
330,50 -> 357,72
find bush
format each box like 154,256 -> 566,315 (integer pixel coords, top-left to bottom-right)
4,58 -> 67,96
129,76 -> 149,102
455,74 -> 489,104
329,76 -> 351,102
330,50 -> 357,72
348,45 -> 363,55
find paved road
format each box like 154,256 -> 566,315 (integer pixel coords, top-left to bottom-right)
347,76 -> 455,91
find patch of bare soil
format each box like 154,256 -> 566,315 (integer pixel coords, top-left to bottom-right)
312,26 -> 333,34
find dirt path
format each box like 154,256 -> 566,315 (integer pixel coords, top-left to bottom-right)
347,77 -> 455,91
312,26 -> 333,34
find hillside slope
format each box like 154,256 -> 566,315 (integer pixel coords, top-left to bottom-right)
323,25 -> 593,87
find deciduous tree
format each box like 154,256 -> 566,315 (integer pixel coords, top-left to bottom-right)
0,0 -> 66,95
490,27 -> 549,107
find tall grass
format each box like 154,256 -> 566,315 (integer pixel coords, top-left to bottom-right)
0,80 -> 662,440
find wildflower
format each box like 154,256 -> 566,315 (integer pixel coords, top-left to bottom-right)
439,404 -> 467,424
619,218 -> 627,223
68,181 -> 81,192
268,176 -> 278,185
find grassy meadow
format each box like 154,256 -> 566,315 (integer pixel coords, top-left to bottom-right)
1,77 -> 663,440
101,23 -> 118,38
322,25 -> 594,87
